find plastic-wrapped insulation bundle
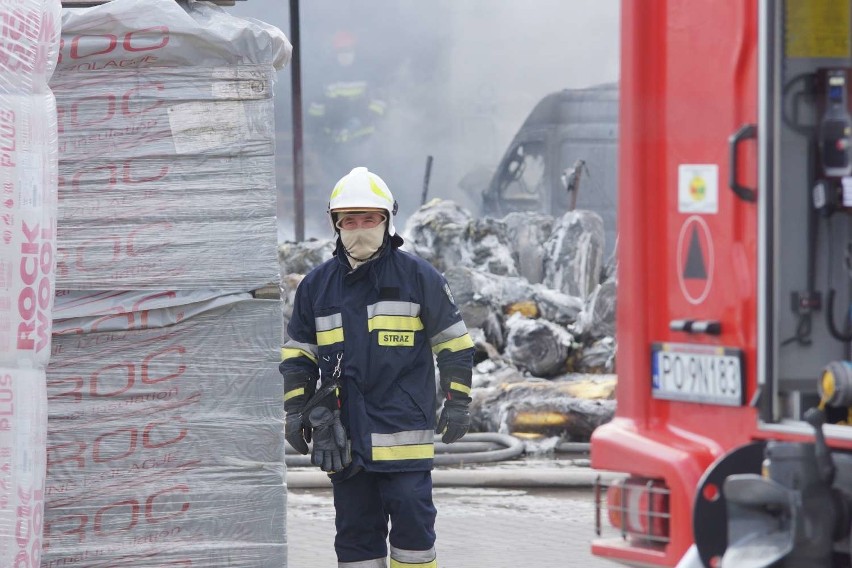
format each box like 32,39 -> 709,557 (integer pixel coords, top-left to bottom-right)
0,2 -> 60,366
44,292 -> 286,567
0,1 -> 61,567
50,0 -> 292,290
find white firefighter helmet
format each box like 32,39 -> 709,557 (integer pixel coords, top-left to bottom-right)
328,166 -> 398,235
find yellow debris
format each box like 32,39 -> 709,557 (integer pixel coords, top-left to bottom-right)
504,301 -> 539,318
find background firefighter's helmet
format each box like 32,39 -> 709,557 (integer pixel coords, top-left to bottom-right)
328,166 -> 398,236
332,30 -> 357,51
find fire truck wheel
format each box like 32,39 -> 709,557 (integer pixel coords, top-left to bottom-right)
692,441 -> 766,568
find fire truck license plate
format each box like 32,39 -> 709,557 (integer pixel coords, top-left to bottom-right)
651,343 -> 745,406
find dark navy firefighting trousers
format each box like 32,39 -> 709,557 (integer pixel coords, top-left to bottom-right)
332,469 -> 437,565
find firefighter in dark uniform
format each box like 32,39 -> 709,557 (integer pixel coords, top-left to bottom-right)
307,31 -> 387,172
280,166 -> 475,568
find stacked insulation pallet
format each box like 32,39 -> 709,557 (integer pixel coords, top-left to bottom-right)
42,1 -> 292,566
0,1 -> 61,566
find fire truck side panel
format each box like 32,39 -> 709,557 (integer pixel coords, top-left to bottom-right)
591,0 -> 759,565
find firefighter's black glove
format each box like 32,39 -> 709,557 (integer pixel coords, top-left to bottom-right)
285,412 -> 311,455
307,406 -> 351,472
436,399 -> 470,444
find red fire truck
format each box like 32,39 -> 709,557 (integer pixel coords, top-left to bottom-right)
591,1 -> 852,567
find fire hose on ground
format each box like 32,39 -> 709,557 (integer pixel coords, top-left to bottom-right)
285,433 -> 621,488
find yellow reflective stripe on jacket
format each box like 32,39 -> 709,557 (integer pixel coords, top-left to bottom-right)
326,80 -> 367,98
371,430 -> 434,461
449,381 -> 471,395
315,328 -> 343,346
432,334 -> 474,354
367,301 -> 423,333
281,340 -> 318,364
368,316 -> 423,332
390,545 -> 437,568
368,99 -> 387,115
334,126 -> 376,143
430,323 -> 474,353
315,313 -> 344,346
284,387 -> 305,401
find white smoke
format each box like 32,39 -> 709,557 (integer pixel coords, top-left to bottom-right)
228,0 -> 620,242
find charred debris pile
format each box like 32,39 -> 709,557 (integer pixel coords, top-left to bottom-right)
279,199 -> 617,442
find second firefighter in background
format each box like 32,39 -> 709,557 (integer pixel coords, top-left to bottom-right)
280,166 -> 475,568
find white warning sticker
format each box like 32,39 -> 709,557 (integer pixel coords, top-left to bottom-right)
678,164 -> 718,214
167,101 -> 248,155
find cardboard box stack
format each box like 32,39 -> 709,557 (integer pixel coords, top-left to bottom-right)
0,1 -> 61,566
42,1 -> 292,566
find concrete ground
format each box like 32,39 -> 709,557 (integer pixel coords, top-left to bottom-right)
285,458 -> 624,568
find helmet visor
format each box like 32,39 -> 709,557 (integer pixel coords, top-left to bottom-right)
334,210 -> 388,231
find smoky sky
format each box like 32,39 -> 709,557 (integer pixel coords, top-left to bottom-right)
228,1 -> 620,242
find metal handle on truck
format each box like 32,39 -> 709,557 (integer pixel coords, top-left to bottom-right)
728,123 -> 757,202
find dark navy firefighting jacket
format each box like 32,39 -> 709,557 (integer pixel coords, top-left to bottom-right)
281,235 -> 475,473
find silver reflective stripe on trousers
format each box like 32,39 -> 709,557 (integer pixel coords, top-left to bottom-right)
390,545 -> 437,565
371,430 -> 433,447
339,558 -> 387,568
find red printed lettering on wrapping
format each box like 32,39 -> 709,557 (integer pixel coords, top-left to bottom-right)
67,163 -> 118,194
17,221 -> 54,353
124,27 -> 170,52
59,26 -> 170,65
90,362 -> 134,398
121,82 -> 165,116
127,222 -> 172,256
45,484 -> 189,543
14,485 -> 43,567
0,10 -> 38,75
94,499 -> 139,536
0,109 -> 16,168
74,235 -> 121,272
62,156 -> 169,195
145,484 -> 190,523
47,376 -> 83,404
0,41 -> 27,75
50,348 -> 185,405
123,159 -> 169,184
68,34 -> 117,60
93,428 -> 137,463
46,441 -> 85,472
57,81 -> 165,134
43,512 -> 86,545
143,417 -> 187,449
142,345 -> 186,385
1,10 -> 35,42
73,222 -> 174,272
62,93 -> 116,131
0,371 -> 12,422
48,418 -> 187,472
131,291 -> 176,329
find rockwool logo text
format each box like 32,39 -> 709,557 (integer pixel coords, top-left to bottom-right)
57,27 -> 171,72
17,220 -> 53,353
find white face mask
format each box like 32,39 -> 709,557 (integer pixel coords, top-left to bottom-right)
336,51 -> 355,67
340,223 -> 386,265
